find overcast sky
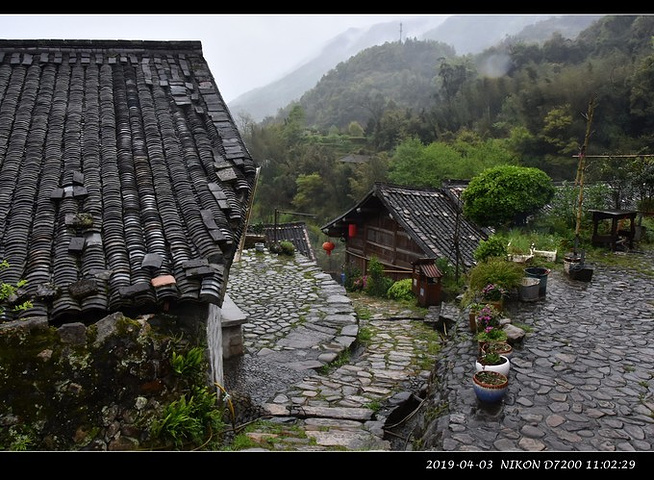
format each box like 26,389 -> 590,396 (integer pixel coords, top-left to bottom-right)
0,14 -> 444,103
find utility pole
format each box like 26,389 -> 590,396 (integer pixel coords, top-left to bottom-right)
399,23 -> 403,43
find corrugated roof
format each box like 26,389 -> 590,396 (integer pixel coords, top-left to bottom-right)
0,40 -> 257,324
415,261 -> 443,279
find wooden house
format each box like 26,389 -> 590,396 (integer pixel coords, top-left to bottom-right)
321,183 -> 487,281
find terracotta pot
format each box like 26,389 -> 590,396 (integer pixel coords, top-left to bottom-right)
468,311 -> 478,333
481,341 -> 513,359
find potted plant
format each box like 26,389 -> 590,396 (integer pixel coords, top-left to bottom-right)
475,303 -> 501,331
476,325 -> 508,343
247,221 -> 267,248
506,237 -> 534,264
475,351 -> 510,376
476,314 -> 508,356
481,340 -> 513,359
475,303 -> 505,352
480,283 -> 507,311
472,370 -> 509,403
466,256 -> 524,304
476,327 -> 508,357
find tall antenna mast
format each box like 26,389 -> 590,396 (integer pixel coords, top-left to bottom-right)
399,23 -> 403,43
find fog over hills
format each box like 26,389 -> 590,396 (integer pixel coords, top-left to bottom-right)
228,14 -> 602,123
227,16 -> 447,122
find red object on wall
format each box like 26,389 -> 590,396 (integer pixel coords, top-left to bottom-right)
322,241 -> 335,256
348,223 -> 357,238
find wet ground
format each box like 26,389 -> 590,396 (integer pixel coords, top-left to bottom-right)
223,246 -> 654,461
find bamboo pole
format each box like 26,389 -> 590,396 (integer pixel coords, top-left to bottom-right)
235,167 -> 261,262
574,96 -> 595,252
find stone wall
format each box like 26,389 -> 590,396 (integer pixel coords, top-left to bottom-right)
0,307 -> 211,451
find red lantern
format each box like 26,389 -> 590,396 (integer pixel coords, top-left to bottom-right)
322,241 -> 335,256
348,223 -> 357,238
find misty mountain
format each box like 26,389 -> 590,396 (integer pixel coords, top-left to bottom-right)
228,14 -> 603,123
421,14 -> 602,54
227,16 -> 447,123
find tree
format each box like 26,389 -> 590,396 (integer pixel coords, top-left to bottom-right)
388,135 -> 517,189
348,153 -> 390,203
347,121 -> 365,137
387,137 -> 460,188
462,165 -> 555,229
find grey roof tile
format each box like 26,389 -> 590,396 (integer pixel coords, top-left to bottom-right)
321,183 -> 487,269
0,40 -> 256,324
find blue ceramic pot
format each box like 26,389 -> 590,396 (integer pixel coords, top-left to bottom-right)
472,370 -> 508,403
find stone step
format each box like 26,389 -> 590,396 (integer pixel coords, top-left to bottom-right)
262,403 -> 373,421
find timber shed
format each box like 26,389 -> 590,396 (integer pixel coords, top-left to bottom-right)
321,183 -> 487,279
0,40 -> 257,326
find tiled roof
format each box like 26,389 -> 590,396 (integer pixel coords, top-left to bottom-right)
263,222 -> 315,260
321,183 -> 488,268
0,40 -> 257,324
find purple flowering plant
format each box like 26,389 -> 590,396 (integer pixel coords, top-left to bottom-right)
481,283 -> 507,301
352,275 -> 368,291
475,304 -> 501,331
475,303 -> 507,342
476,326 -> 508,343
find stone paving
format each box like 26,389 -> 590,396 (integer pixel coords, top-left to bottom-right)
424,250 -> 654,452
224,248 -> 436,450
224,246 -> 654,453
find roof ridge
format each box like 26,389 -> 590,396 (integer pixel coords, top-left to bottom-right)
375,182 -> 442,193
0,39 -> 203,52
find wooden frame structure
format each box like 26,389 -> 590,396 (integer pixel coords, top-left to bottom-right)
588,209 -> 638,251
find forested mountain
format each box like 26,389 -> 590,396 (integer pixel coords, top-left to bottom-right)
229,14 -> 600,122
275,14 -> 605,132
228,16 -> 448,122
241,15 -> 654,233
503,14 -> 604,46
296,39 -> 458,130
421,14 -> 559,54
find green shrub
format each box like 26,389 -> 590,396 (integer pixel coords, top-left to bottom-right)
387,278 -> 415,301
172,347 -> 205,384
279,241 -> 295,256
150,386 -> 224,449
474,236 -> 507,262
364,257 -> 394,298
462,165 -> 555,228
151,347 -> 227,449
464,257 -> 524,305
